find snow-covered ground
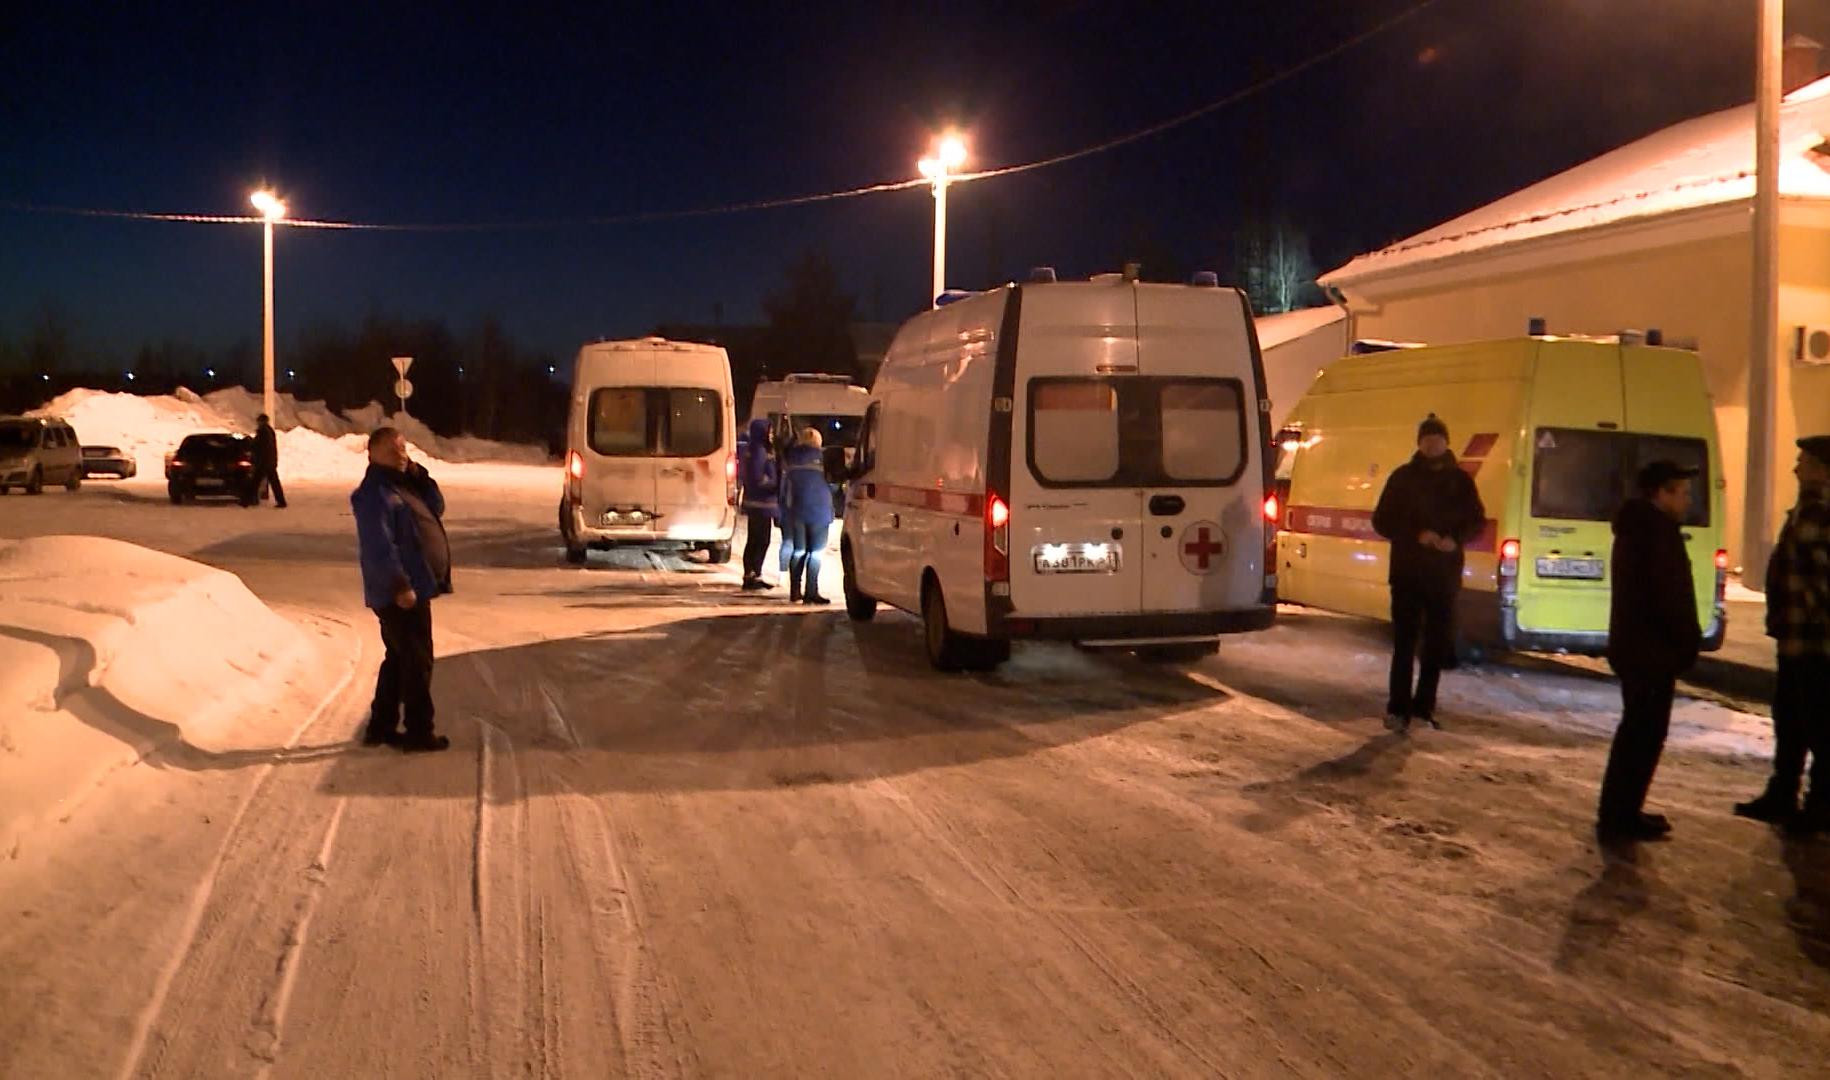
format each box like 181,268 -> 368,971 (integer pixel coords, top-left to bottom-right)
0,474 -> 1823,1077
28,386 -> 550,483
0,536 -> 347,856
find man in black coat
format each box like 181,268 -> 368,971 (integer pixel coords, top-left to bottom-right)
252,413 -> 287,509
1597,460 -> 1703,846
1372,414 -> 1486,733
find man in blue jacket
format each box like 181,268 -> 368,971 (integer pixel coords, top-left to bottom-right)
353,427 -> 452,751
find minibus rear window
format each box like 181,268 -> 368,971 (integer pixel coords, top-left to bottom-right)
1026,377 -> 1248,488
1031,381 -> 1121,482
589,388 -> 723,458
1530,428 -> 1710,526
1160,381 -> 1245,481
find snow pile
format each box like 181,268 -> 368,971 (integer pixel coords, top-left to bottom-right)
0,536 -> 316,849
29,386 -> 550,482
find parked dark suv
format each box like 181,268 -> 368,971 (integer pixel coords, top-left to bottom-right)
165,433 -> 258,505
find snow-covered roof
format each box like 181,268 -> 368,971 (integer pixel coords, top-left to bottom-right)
1323,74 -> 1830,286
1254,305 -> 1345,349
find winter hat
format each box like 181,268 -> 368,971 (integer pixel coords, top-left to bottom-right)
1417,414 -> 1449,442
1799,435 -> 1830,467
1636,459 -> 1699,495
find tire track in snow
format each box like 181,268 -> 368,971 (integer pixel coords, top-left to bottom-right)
553,774 -> 693,1078
866,774 -> 1236,1079
115,624 -> 362,1080
250,797 -> 348,1077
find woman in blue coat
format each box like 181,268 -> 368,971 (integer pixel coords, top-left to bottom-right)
780,427 -> 836,604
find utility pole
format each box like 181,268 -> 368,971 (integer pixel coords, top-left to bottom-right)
1744,0 -> 1782,582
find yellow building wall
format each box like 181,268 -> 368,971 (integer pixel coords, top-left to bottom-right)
1344,225 -> 1830,566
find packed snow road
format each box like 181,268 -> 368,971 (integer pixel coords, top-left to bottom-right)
2,474 -> 1826,1077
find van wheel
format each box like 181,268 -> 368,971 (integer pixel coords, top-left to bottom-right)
168,484 -> 185,505
25,468 -> 43,495
704,542 -> 732,565
842,544 -> 876,622
564,544 -> 588,565
1136,641 -> 1219,665
922,580 -> 968,672
966,637 -> 1011,671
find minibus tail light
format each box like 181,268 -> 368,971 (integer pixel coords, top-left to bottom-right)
725,455 -> 738,506
1713,548 -> 1729,609
566,449 -> 584,503
1498,538 -> 1521,609
1500,538 -> 1521,563
1714,548 -> 1729,570
984,493 -> 1010,583
1262,493 -> 1280,524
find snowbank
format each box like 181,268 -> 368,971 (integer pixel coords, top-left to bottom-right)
29,386 -> 550,483
0,537 -> 317,849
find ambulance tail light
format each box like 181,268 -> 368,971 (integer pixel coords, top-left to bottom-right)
725,454 -> 738,506
984,492 -> 1010,584
1262,493 -> 1280,524
1261,492 -> 1280,599
1498,538 -> 1521,603
566,449 -> 584,503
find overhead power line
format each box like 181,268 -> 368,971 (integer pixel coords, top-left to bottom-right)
0,0 -> 1444,233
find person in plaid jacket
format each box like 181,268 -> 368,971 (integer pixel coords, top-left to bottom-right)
1736,435 -> 1830,834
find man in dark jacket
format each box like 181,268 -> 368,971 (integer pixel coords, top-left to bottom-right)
1371,414 -> 1486,733
352,427 -> 452,752
1735,434 -> 1830,833
1597,460 -> 1703,846
252,413 -> 286,509
738,417 -> 779,591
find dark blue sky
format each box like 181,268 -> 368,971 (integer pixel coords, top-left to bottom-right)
2,1 -> 1821,364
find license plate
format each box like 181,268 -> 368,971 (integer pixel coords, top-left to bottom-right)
1536,556 -> 1603,580
601,510 -> 651,527
1033,542 -> 1120,574
196,477 -> 224,488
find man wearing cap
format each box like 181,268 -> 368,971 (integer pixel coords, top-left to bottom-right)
1735,435 -> 1830,834
1372,414 -> 1487,733
1597,460 -> 1703,846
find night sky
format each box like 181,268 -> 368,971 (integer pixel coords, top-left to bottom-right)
4,1 -> 1827,364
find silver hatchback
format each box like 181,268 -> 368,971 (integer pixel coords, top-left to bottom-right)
0,416 -> 85,494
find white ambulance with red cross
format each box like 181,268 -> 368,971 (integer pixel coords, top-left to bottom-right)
840,269 -> 1279,671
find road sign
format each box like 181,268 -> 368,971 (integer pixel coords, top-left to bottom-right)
391,356 -> 414,377
394,378 -> 414,400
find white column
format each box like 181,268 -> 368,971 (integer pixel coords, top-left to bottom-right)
1744,0 -> 1783,582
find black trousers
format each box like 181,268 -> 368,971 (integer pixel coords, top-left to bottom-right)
1768,654 -> 1830,806
369,602 -> 435,738
254,464 -> 286,507
1598,670 -> 1676,827
742,511 -> 774,578
1389,582 -> 1456,719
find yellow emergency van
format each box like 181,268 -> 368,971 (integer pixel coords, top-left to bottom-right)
1273,335 -> 1727,655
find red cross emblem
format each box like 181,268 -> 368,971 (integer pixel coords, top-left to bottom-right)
1179,521 -> 1226,574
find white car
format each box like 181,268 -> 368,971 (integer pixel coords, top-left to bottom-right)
81,445 -> 138,479
0,416 -> 84,495
559,337 -> 738,564
842,270 -> 1278,670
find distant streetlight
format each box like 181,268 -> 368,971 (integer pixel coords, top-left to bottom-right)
205,367 -> 216,379
918,132 -> 969,307
250,189 -> 287,418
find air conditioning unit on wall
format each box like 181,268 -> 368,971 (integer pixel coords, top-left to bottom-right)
1793,325 -> 1830,366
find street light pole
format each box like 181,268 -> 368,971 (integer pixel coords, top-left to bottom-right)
919,133 -> 968,308
250,190 -> 287,419
1744,0 -> 1782,582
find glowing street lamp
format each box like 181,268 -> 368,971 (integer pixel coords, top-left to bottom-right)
250,189 -> 287,417
918,132 -> 968,307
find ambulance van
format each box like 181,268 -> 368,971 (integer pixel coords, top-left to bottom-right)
1273,334 -> 1728,655
749,374 -> 870,454
559,337 -> 738,565
841,271 -> 1279,671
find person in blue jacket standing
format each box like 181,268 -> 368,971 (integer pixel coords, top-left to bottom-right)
780,427 -> 835,605
738,417 -> 779,591
352,427 -> 453,752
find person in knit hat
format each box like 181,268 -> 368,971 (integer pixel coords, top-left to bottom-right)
1371,414 -> 1486,733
